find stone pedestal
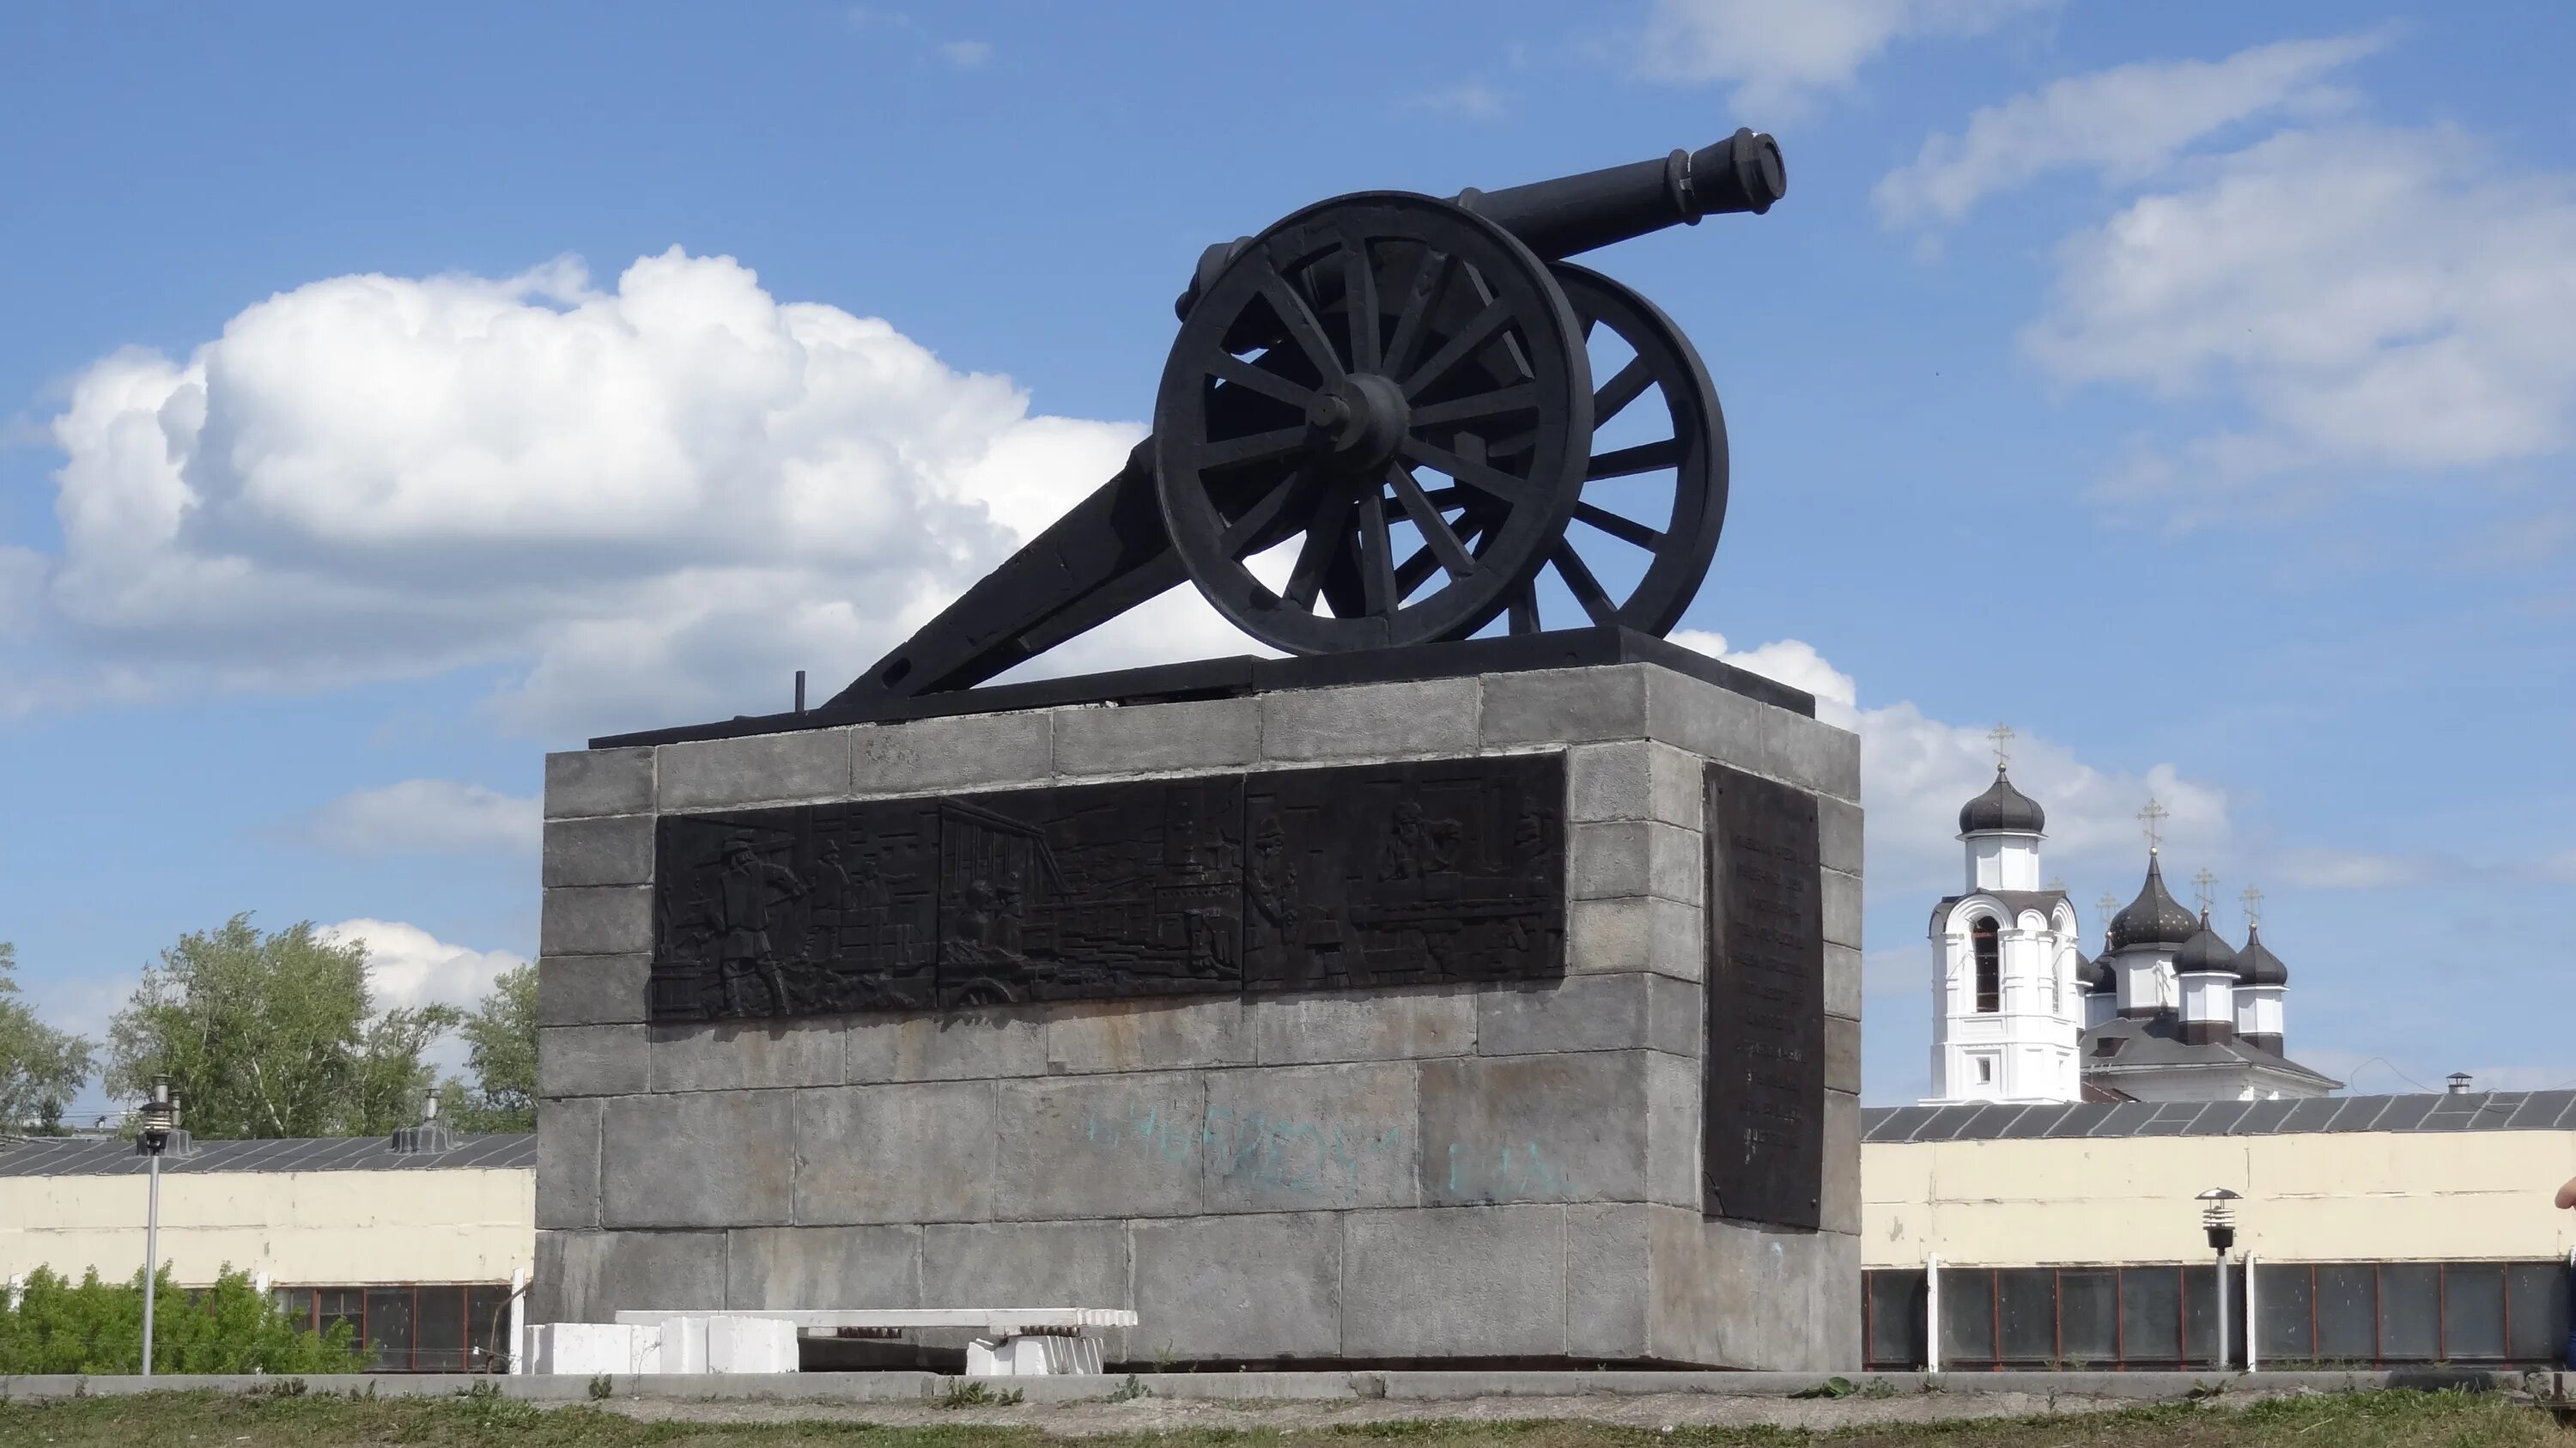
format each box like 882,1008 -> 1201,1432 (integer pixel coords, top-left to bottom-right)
534,659 -> 1861,1368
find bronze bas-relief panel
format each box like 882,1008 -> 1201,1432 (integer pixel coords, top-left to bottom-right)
1702,764 -> 1826,1231
647,756 -> 1562,1022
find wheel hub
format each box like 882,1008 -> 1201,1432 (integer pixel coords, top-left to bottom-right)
1306,373 -> 1410,473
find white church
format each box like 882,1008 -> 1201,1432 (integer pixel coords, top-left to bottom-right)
1923,764 -> 2340,1106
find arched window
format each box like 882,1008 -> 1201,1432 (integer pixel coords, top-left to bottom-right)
1971,916 -> 2001,1014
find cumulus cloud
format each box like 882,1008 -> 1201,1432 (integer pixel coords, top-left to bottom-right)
1673,629 -> 2230,897
319,918 -> 526,1014
1874,33 -> 2383,229
1637,0 -> 2057,113
297,779 -> 539,857
2023,124 -> 2576,496
16,250 -> 1253,737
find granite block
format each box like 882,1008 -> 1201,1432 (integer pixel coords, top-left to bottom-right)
1340,1205 -> 1566,1359
539,885 -> 653,957
659,728 -> 853,811
1202,1062 -> 1417,1213
1479,665 -> 1647,746
853,710 -> 1052,794
794,1081 -> 997,1226
726,1225 -> 922,1311
537,1228 -> 726,1325
541,813 -> 653,889
545,747 -> 653,820
1053,697 -> 1260,776
649,1019 -> 845,1092
1765,710 -> 1862,803
993,1073 -> 1205,1220
1823,868 -> 1863,951
1259,678 -> 1479,762
844,1007 -> 1047,1083
1565,1202 -> 1652,1360
1131,1213 -> 1341,1362
599,1090 -> 794,1228
1824,944 -> 1862,1021
1817,795 -> 1864,879
535,1096 -> 601,1231
1246,986 -> 1475,1065
1044,996 -> 1249,1075
538,954 -> 650,1028
538,1025 -> 649,1098
1564,896 -> 1702,982
1568,820 -> 1701,904
1824,1014 -> 1862,1095
1476,972 -> 1701,1059
1418,1052 -> 1651,1206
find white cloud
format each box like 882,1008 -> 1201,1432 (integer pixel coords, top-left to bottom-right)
1637,0 -> 2057,113
319,918 -> 526,1014
937,40 -> 992,68
2023,125 -> 2576,495
1674,629 -> 2230,897
16,250 -> 1255,737
298,779 -> 539,857
1874,33 -> 2383,229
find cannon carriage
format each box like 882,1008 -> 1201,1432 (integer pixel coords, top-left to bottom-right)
825,130 -> 1788,715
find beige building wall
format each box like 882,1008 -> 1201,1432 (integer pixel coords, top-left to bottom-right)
1863,1131 -> 2576,1268
0,1170 -> 536,1287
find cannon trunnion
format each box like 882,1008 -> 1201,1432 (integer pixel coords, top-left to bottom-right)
826,131 -> 1786,716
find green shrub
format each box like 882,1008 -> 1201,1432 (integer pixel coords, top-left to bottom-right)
0,1264 -> 364,1375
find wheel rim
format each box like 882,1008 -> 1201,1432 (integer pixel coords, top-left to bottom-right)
1154,192 -> 1590,654
1485,262 -> 1728,638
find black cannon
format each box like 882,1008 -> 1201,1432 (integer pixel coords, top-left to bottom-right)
829,131 -> 1787,713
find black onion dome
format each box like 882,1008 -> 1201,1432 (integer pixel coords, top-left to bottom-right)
2107,854 -> 2199,951
1959,766 -> 2045,835
2083,952 -> 2115,994
2175,910 -> 2242,976
2237,924 -> 2289,986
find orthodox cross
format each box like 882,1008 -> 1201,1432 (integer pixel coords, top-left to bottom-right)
1986,722 -> 2015,769
2137,797 -> 2169,853
2241,885 -> 2265,929
2097,892 -> 2122,943
2191,867 -> 2218,915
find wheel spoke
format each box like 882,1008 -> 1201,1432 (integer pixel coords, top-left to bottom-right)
1401,296 -> 1514,399
1587,437 -> 1682,480
1506,580 -> 1540,634
1386,464 -> 1476,580
1571,501 -> 1665,550
1381,248 -> 1452,380
1358,484 -> 1398,615
1394,545 -> 1443,596
1551,540 -> 1619,625
1199,425 -> 1312,472
1400,436 -> 1533,508
1257,265 -> 1347,385
1207,352 -> 1321,411
1407,382 -> 1538,428
1342,246 -> 1381,374
1218,465 -> 1320,557
1283,488 -> 1356,610
1592,356 -> 1655,427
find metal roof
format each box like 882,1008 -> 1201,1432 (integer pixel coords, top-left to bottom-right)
1862,1092 -> 2572,1144
0,1132 -> 535,1177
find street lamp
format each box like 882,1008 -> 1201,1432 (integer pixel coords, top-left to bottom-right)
2197,1187 -> 2241,1372
135,1077 -> 179,1379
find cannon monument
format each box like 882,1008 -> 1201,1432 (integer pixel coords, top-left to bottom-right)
536,134 -> 1863,1370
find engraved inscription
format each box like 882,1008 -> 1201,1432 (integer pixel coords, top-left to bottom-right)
1703,764 -> 1825,1230
649,756 -> 1562,1022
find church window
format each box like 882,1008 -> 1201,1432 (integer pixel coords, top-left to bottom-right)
1971,916 -> 2000,1013
1976,1057 -> 1993,1084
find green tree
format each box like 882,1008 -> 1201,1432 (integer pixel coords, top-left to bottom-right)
0,1264 -> 362,1374
0,942 -> 94,1136
105,915 -> 458,1139
439,962 -> 537,1133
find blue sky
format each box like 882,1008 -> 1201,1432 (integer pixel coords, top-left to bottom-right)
3,1 -> 2570,1111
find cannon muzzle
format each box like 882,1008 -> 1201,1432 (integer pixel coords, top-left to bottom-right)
1176,130 -> 1783,319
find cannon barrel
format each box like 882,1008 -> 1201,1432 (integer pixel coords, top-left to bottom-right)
1177,130 -> 1784,320
1458,127 -> 1785,262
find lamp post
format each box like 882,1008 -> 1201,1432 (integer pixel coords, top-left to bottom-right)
2197,1187 -> 2241,1372
135,1077 -> 179,1379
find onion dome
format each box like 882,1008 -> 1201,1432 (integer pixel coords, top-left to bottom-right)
2107,853 -> 2198,951
2237,923 -> 2289,986
1958,765 -> 2045,835
2077,950 -> 2113,995
2174,910 -> 2242,976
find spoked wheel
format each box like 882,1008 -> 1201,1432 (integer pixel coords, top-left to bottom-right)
1481,263 -> 1728,636
1154,192 -> 1592,654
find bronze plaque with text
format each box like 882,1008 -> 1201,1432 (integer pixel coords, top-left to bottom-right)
1703,764 -> 1825,1229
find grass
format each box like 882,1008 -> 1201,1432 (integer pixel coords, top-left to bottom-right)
0,1385 -> 2565,1447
